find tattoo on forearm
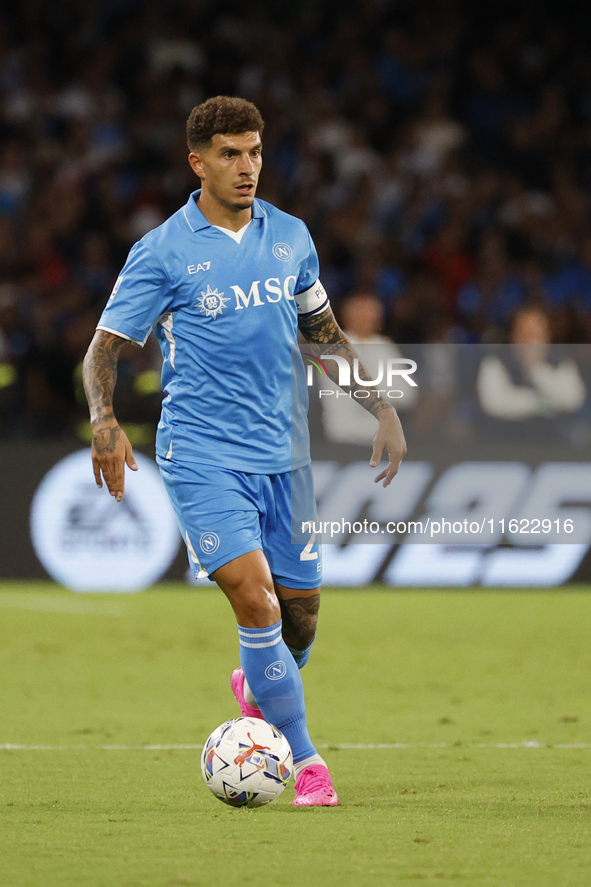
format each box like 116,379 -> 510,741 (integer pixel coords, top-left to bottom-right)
278,594 -> 320,649
298,306 -> 392,417
298,306 -> 347,346
83,331 -> 127,424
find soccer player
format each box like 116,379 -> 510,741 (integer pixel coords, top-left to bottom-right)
83,96 -> 407,807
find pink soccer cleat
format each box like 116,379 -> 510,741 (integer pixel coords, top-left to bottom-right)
293,764 -> 339,807
230,667 -> 264,720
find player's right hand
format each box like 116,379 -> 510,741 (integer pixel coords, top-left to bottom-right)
370,407 -> 407,487
90,420 -> 138,502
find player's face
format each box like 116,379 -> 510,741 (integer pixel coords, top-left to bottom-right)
189,132 -> 263,212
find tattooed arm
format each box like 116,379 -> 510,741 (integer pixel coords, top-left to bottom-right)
298,304 -> 407,486
82,330 -> 138,501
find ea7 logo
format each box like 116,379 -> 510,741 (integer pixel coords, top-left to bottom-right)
187,262 -> 211,274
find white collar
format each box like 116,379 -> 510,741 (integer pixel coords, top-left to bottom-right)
213,220 -> 252,244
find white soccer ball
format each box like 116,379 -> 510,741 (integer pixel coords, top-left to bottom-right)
201,717 -> 293,808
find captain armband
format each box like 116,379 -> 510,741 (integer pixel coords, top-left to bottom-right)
295,280 -> 329,318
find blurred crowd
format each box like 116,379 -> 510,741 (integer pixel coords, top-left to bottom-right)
1,0 -> 591,440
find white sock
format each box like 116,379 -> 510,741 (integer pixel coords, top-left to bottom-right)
243,676 -> 259,707
293,753 -> 327,778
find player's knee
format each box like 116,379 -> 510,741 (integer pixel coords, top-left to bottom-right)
279,593 -> 319,650
290,621 -> 317,651
225,580 -> 281,628
240,591 -> 281,628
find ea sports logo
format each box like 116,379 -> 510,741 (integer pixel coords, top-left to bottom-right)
264,660 -> 287,681
200,532 -> 220,554
29,451 -> 179,592
272,242 -> 293,262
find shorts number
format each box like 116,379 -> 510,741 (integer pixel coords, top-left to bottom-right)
300,530 -> 318,561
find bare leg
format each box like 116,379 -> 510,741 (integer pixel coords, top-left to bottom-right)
274,583 -> 320,651
213,549 -> 280,627
212,551 -> 320,650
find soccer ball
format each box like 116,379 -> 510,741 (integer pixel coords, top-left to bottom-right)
201,717 -> 293,808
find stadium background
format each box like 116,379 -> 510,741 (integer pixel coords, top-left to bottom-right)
1,0 -> 590,586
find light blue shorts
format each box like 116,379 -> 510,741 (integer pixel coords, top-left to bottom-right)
157,459 -> 322,590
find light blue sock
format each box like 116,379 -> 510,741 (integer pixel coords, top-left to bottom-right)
238,620 -> 316,763
286,641 -> 314,669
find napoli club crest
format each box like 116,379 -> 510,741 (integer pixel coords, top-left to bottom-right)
196,286 -> 230,319
200,532 -> 220,554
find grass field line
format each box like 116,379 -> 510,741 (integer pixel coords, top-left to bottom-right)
2,742 -> 590,751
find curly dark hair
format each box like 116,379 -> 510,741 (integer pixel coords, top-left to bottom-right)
186,96 -> 265,151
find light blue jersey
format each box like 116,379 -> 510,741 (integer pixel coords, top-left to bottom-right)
98,190 -> 328,472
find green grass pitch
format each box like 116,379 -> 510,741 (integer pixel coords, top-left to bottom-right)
2,582 -> 591,886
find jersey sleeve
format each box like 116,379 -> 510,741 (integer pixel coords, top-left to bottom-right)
294,225 -> 329,317
295,225 -> 320,294
97,240 -> 172,346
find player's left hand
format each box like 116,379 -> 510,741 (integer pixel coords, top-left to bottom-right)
370,407 -> 407,487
